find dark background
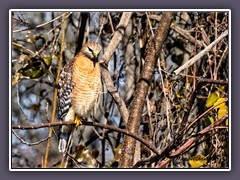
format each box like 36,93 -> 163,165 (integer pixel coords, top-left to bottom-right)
1,0 -> 238,179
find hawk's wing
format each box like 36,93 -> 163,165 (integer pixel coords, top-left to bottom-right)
57,58 -> 75,120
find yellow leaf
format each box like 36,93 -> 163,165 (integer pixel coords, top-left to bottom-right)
114,144 -> 122,161
218,105 -> 228,119
176,91 -> 184,99
42,56 -> 52,67
226,119 -> 228,126
189,154 -> 207,168
220,86 -> 225,91
12,73 -> 22,85
206,92 -> 219,108
214,98 -> 226,109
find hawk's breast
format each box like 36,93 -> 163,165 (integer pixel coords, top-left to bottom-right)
71,58 -> 101,117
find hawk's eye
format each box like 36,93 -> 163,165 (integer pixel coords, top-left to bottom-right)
87,47 -> 94,55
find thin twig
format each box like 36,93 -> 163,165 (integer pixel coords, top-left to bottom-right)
184,98 -> 228,133
44,102 -> 58,138
107,12 -> 115,34
146,12 -> 154,38
12,129 -> 50,146
12,42 -> 36,57
13,12 -> 72,33
215,45 -> 228,79
213,12 -> 219,80
43,12 -> 68,168
146,93 -> 154,139
157,58 -> 170,131
174,30 -> 228,75
47,13 -> 72,35
171,24 -> 203,47
198,78 -> 228,85
200,27 -> 210,45
155,114 -> 228,168
96,24 -> 104,43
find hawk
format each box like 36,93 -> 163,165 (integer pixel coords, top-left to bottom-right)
57,42 -> 102,153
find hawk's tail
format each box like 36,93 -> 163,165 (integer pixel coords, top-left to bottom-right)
58,125 -> 72,153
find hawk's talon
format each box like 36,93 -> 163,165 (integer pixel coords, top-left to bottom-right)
74,117 -> 82,127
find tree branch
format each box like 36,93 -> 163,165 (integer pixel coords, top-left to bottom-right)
12,120 -> 161,157
101,12 -> 133,64
198,78 -> 228,85
12,129 -> 50,146
174,30 -> 228,75
155,114 -> 228,168
13,12 -> 72,33
100,12 -> 132,124
43,12 -> 68,168
12,42 -> 36,57
119,12 -> 173,168
171,24 -> 203,47
133,114 -> 228,168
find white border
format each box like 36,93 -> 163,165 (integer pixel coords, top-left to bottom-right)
9,9 -> 231,171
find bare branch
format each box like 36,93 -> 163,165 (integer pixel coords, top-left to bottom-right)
12,130 -> 50,146
100,12 -> 133,124
156,114 -> 228,168
12,120 -> 161,156
174,30 -> 228,75
43,12 -> 68,168
171,24 -> 203,47
119,12 -> 173,168
12,42 -> 36,57
198,78 -> 228,85
184,98 -> 228,133
100,12 -> 132,64
13,12 -> 72,33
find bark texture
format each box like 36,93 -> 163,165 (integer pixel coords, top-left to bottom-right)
119,12 -> 173,168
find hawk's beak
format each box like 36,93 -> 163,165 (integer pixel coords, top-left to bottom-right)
93,51 -> 100,60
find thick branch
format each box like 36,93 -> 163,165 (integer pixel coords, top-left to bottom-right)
119,12 -> 173,168
101,66 -> 129,124
101,12 -> 132,64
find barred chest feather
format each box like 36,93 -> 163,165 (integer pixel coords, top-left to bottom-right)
71,58 -> 101,117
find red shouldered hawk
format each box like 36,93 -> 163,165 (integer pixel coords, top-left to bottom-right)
57,42 -> 102,153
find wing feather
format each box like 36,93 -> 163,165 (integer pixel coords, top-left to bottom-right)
57,58 -> 75,120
